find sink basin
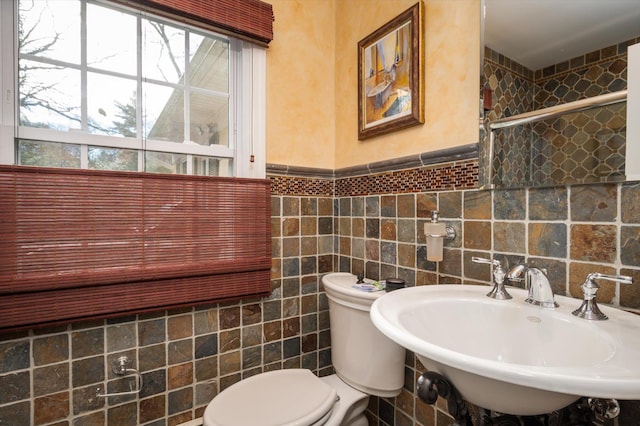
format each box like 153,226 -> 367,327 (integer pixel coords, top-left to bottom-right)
370,284 -> 640,416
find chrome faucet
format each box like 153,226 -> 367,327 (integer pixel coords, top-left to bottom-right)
507,264 -> 558,308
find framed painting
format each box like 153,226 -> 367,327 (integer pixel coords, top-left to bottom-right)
358,2 -> 424,140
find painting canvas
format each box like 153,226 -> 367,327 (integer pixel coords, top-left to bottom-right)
358,3 -> 424,140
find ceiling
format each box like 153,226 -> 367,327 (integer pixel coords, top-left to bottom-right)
484,0 -> 640,71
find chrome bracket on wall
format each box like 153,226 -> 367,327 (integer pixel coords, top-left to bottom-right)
96,355 -> 143,398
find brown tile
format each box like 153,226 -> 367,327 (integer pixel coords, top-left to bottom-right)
397,194 -> 415,217
34,391 -> 69,425
569,263 -> 616,302
493,222 -> 525,253
416,193 -> 438,218
107,323 -> 136,352
339,236 -> 351,256
464,190 -> 491,219
219,329 -> 241,353
193,309 -> 218,335
529,223 -> 567,258
138,319 -> 166,347
219,351 -> 240,376
301,295 -> 317,314
0,401 -> 30,425
622,182 -> 640,223
621,268 -> 640,310
570,224 -> 616,262
242,324 -> 262,347
33,334 -> 68,366
398,243 -> 416,268
301,197 -> 317,215
242,304 -> 262,326
140,395 -> 166,424
282,317 -> 299,338
621,226 -> 640,266
263,320 -> 282,342
167,314 -> 193,341
108,401 -> 137,426
318,197 -> 333,215
72,384 -> 105,415
168,339 -> 193,365
282,237 -> 300,257
33,363 -> 69,397
71,328 -> 104,359
282,217 -> 300,236
168,362 -> 193,389
72,356 -> 104,387
73,411 -> 105,426
0,371 -> 30,404
570,184 -> 617,222
139,343 -> 166,372
219,306 -> 240,330
529,187 -> 567,220
463,221 -> 492,250
195,356 -> 217,381
283,297 -> 299,318
301,216 -> 317,235
438,192 -> 462,218
282,197 -> 299,216
380,219 -> 397,240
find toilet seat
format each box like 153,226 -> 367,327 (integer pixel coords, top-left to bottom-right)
203,369 -> 338,426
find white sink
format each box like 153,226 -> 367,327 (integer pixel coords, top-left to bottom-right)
370,284 -> 640,416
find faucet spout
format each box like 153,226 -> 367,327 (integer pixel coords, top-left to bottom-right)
507,264 -> 558,308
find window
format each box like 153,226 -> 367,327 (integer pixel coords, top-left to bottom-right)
1,0 -> 266,178
0,0 -> 272,331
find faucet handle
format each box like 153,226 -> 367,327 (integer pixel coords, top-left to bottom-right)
472,257 -> 511,300
572,273 -> 633,320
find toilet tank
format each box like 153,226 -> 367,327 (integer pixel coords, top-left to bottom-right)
322,273 -> 405,397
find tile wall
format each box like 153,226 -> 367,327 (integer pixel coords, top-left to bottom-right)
1,155 -> 639,425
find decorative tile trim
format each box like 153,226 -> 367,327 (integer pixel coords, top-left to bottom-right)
268,145 -> 479,196
269,175 -> 334,197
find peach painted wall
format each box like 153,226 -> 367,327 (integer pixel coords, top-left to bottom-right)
266,0 -> 337,169
266,0 -> 480,170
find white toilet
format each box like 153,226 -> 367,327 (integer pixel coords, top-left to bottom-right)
203,272 -> 406,426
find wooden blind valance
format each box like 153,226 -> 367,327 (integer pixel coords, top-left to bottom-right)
111,0 -> 274,46
0,166 -> 272,331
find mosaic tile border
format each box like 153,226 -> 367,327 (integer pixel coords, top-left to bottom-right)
268,144 -> 479,197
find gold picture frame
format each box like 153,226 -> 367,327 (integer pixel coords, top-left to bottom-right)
358,2 -> 424,140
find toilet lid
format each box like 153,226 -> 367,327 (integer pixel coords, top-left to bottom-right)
204,369 -> 337,426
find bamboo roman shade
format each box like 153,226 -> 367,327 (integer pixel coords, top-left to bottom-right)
111,0 -> 274,46
0,166 -> 272,331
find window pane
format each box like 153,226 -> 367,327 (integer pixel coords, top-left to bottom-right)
193,156 -> 232,177
145,151 -> 187,174
189,91 -> 229,147
19,60 -> 81,131
144,83 -> 184,143
87,3 -> 136,75
189,33 -> 229,92
18,0 -> 80,64
18,140 -> 81,168
88,147 -> 138,171
88,73 -> 137,137
142,20 -> 185,83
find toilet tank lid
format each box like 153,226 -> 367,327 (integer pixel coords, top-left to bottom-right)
204,369 -> 337,426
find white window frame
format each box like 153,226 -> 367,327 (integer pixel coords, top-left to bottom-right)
0,0 -> 265,179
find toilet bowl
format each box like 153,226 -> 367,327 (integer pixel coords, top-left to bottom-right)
203,273 -> 405,426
